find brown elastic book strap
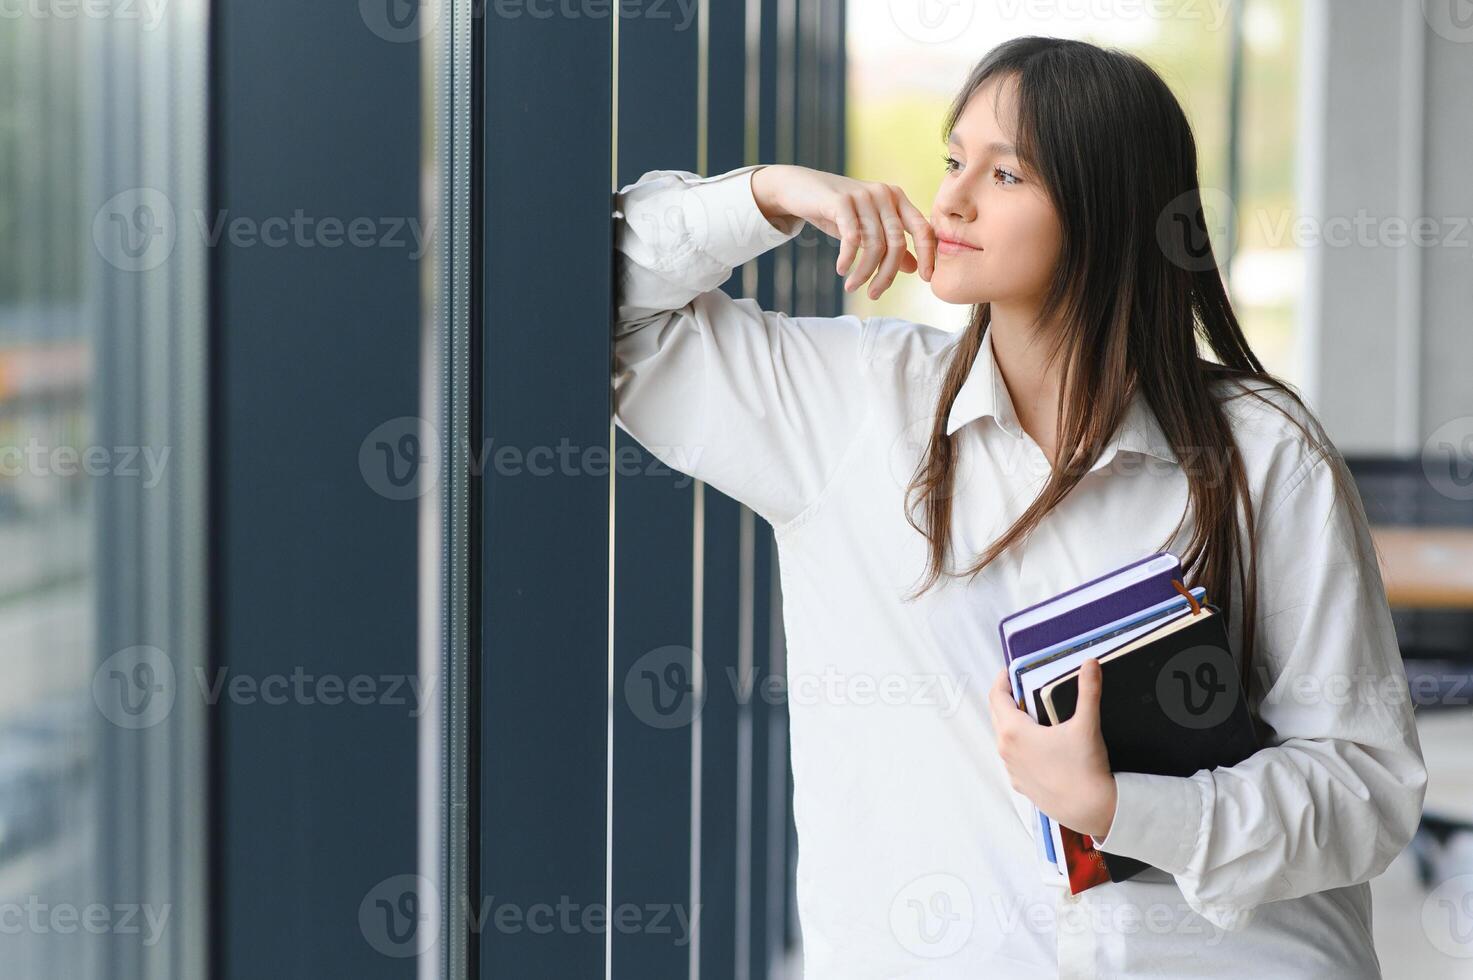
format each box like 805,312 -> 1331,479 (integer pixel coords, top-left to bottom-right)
1170,578 -> 1202,614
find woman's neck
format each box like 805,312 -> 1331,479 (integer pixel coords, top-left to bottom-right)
987,301 -> 1066,462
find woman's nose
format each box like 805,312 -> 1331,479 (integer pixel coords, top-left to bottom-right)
936,183 -> 976,224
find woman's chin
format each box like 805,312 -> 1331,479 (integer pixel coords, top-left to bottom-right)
927,275 -> 988,306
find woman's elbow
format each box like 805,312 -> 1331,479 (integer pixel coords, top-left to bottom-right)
1369,744 -> 1428,879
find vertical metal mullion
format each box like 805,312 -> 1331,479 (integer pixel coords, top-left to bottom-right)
140,14 -> 172,977
479,9 -> 612,980
767,1 -> 799,976
745,1 -> 788,975
764,543 -> 789,978
607,16 -> 621,980
697,1 -> 756,975
170,0 -> 211,974
421,1 -> 474,979
825,0 -> 848,321
690,10 -> 711,980
1392,0 -> 1425,452
212,4 -> 422,977
1223,0 -> 1245,282
795,0 -> 819,318
735,3 -> 769,974
748,518 -> 775,980
610,4 -> 702,978
734,505 -> 757,980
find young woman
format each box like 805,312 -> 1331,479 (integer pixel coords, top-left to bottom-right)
613,36 -> 1426,979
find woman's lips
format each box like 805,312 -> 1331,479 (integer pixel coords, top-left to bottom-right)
937,237 -> 981,256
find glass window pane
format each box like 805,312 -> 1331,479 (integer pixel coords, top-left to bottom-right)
0,7 -> 207,978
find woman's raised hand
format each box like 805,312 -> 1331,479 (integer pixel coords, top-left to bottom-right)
750,165 -> 937,300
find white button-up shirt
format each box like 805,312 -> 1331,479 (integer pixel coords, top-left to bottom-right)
613,163 -> 1428,978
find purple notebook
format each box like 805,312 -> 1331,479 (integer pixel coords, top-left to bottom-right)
999,552 -> 1183,665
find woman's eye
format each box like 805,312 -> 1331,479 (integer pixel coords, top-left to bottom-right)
993,166 -> 1022,186
943,156 -> 1021,185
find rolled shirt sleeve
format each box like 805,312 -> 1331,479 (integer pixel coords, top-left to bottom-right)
613,164 -> 878,527
1089,449 -> 1428,931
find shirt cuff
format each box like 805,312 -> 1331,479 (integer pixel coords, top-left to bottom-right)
1088,771 -> 1204,877
686,165 -> 805,269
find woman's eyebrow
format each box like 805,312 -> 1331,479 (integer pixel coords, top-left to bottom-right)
946,132 -> 1017,157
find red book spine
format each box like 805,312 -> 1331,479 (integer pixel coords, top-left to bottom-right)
1060,825 -> 1112,894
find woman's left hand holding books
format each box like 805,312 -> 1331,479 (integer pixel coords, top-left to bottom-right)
988,657 -> 1118,840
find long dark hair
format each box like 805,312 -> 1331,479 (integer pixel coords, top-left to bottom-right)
904,36 -> 1359,691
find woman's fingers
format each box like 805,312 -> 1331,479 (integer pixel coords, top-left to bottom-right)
867,187 -> 910,299
844,193 -> 884,293
895,190 -> 938,282
988,666 -> 1017,724
834,198 -> 860,279
836,183 -> 934,298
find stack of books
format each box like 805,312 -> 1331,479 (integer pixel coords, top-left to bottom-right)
998,551 -> 1260,894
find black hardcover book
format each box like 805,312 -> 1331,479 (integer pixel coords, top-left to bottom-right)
1035,603 -> 1259,884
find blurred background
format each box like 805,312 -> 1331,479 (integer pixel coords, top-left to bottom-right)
0,0 -> 1470,978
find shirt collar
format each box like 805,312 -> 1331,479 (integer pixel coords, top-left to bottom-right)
944,327 -> 1179,472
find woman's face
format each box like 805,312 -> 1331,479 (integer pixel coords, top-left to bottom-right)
928,77 -> 1063,310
